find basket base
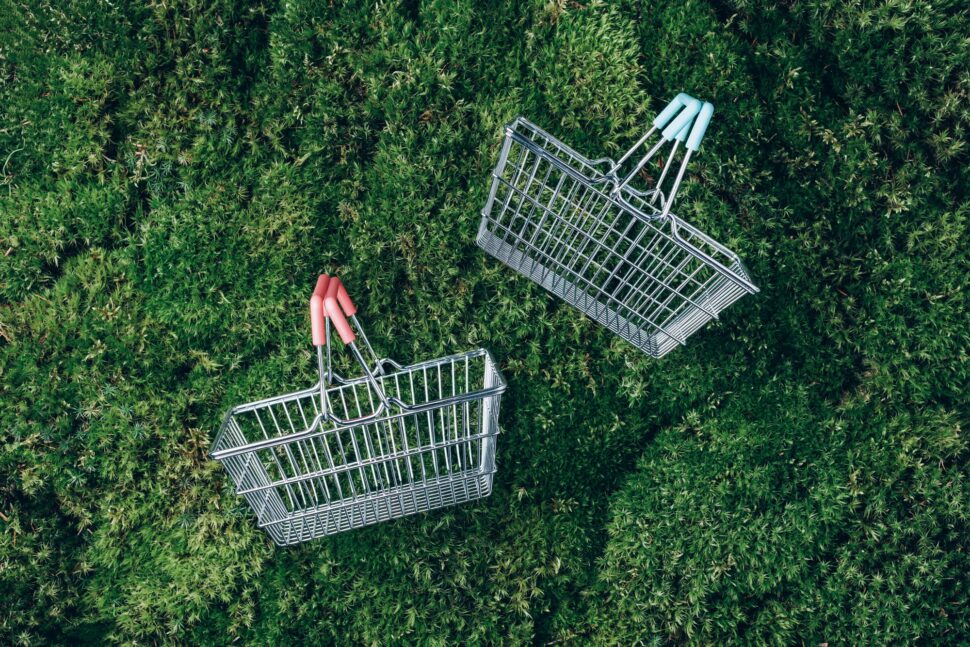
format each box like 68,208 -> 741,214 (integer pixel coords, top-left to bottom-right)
262,471 -> 495,545
477,231 -> 688,358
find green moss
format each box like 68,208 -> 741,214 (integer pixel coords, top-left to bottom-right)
0,0 -> 966,644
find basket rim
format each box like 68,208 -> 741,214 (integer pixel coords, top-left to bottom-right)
258,468 -> 498,531
499,116 -> 757,294
210,347 -> 506,461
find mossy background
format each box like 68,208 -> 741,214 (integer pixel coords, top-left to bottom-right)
1,0 -> 967,644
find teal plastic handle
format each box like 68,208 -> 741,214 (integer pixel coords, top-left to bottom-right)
673,94 -> 697,143
653,95 -> 684,129
675,120 -> 691,142
652,93 -> 698,130
661,98 -> 701,141
686,102 -> 714,151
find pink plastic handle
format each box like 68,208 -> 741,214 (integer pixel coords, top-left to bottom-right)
310,274 -> 330,346
324,277 -> 357,344
336,279 -> 357,316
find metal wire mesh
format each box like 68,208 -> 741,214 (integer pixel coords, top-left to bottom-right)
212,342 -> 505,545
478,117 -> 757,358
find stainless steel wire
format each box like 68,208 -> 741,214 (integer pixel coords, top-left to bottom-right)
478,107 -> 758,358
211,277 -> 506,545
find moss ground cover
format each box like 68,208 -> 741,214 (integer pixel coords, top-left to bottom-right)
1,0 -> 967,643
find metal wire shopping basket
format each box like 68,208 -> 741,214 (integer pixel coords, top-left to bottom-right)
478,93 -> 758,358
210,275 -> 507,545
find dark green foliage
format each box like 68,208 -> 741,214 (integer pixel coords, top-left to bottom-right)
589,384 -> 968,644
0,0 -> 967,644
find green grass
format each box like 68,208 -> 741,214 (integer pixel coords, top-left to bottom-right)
1,0 -> 967,644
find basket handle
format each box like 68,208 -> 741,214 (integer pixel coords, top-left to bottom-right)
652,93 -> 694,131
656,94 -> 713,150
324,277 -> 357,344
319,275 -> 381,373
685,101 -> 713,152
310,274 -> 330,346
653,100 -> 715,218
319,276 -> 398,421
610,94 -> 702,189
658,94 -> 702,142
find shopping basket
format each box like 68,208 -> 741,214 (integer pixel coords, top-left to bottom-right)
478,93 -> 758,358
210,275 -> 507,545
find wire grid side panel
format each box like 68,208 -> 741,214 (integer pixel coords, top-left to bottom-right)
268,472 -> 495,545
652,273 -> 750,357
259,386 -> 499,544
219,421 -> 290,528
501,118 -> 610,180
478,138 -> 698,353
480,136 -> 750,356
223,353 -> 497,536
478,354 -> 503,475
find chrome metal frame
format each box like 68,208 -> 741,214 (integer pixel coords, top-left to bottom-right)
478,117 -> 757,358
211,309 -> 506,546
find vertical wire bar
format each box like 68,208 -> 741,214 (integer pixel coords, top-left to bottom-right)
373,376 -> 403,487
342,387 -> 371,495
464,356 -> 474,469
408,369 -> 428,485
333,390 -> 358,498
360,380 -> 393,489
526,174 -> 582,278
531,177 -> 592,285
497,147 -> 538,245
437,364 -> 452,476
228,421 -> 283,525
511,161 -> 561,274
356,378 -> 382,492
502,152 -> 547,251
316,417 -> 344,501
296,397 -> 332,503
252,410 -> 299,510
450,361 -> 463,472
649,253 -> 712,332
393,372 -> 416,485
424,366 -> 440,479
266,405 -> 312,507
615,237 -> 689,336
597,230 -> 675,330
280,401 -> 321,505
